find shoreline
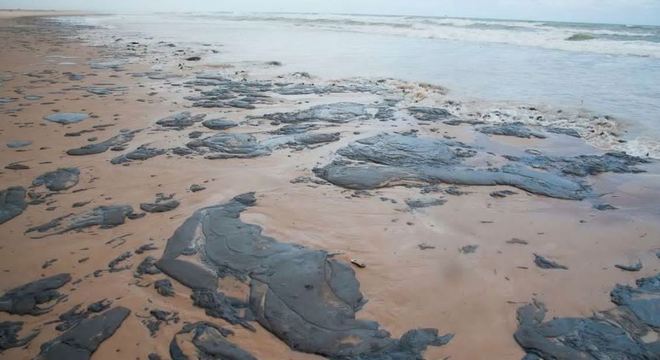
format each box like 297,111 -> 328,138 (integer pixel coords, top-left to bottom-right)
63,12 -> 660,159
0,14 -> 658,359
4,10 -> 660,159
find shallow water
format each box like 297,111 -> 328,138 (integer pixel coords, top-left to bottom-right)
60,13 -> 660,153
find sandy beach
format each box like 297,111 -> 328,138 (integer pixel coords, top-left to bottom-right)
0,11 -> 659,360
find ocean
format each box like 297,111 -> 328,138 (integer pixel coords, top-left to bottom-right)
58,13 -> 660,156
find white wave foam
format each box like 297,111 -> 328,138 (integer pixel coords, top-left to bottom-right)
184,13 -> 660,58
390,79 -> 660,159
57,13 -> 660,57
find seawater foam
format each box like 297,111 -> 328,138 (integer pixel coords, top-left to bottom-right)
467,101 -> 660,159
56,13 -> 660,58
190,13 -> 660,58
392,80 -> 660,159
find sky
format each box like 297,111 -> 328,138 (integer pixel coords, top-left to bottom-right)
1,0 -> 659,25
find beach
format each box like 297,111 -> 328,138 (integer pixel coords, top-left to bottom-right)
0,11 -> 659,360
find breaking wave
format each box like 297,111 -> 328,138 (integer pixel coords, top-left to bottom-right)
182,13 -> 660,58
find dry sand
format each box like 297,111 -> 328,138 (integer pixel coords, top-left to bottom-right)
0,12 -> 658,360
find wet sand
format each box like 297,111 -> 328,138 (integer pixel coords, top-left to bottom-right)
0,10 -> 89,19
0,11 -> 659,360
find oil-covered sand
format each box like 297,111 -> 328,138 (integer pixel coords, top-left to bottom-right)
0,12 -> 659,360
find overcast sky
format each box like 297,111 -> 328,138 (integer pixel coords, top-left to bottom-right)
1,0 -> 659,25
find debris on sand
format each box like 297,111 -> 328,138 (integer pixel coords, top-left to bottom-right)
459,245 -> 479,254
0,321 -> 39,351
514,273 -> 660,359
0,273 -> 71,315
615,261 -> 643,272
314,133 -> 600,200
533,254 -> 568,270
32,168 -> 80,191
26,205 -> 134,238
67,131 -> 138,156
43,112 -> 89,124
156,112 -> 206,130
169,322 -> 256,360
140,193 -> 180,213
0,186 -> 27,224
156,193 -> 453,358
37,307 -> 130,360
